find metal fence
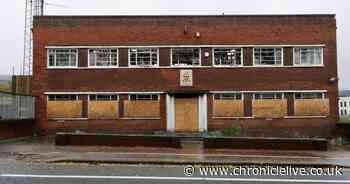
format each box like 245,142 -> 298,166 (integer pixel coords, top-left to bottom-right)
0,91 -> 35,120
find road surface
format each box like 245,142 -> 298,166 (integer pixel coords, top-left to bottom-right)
1,159 -> 350,184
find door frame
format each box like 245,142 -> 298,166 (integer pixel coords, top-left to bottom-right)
166,94 -> 207,132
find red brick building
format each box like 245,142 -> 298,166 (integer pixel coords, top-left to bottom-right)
32,15 -> 338,137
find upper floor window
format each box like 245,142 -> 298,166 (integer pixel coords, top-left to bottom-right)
254,48 -> 282,66
295,92 -> 325,99
48,49 -> 78,68
213,48 -> 242,66
254,93 -> 284,100
129,94 -> 159,101
88,49 -> 118,67
129,48 -> 158,67
294,47 -> 323,66
172,48 -> 200,66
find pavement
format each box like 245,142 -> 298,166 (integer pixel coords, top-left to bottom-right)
1,137 -> 350,183
0,136 -> 350,168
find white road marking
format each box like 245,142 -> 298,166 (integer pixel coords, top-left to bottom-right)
1,174 -> 349,183
90,152 -> 321,159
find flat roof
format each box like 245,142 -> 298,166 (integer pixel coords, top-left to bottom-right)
35,14 -> 335,18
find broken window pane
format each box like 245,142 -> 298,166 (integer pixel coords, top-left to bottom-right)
129,48 -> 158,67
89,49 -> 118,67
172,48 -> 200,66
214,48 -> 242,66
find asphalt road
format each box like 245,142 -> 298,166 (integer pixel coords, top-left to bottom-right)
1,159 -> 350,184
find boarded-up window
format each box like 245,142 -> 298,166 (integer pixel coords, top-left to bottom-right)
47,95 -> 82,119
88,94 -> 119,119
213,93 -> 244,117
294,93 -> 329,116
124,94 -> 160,118
252,93 -> 287,118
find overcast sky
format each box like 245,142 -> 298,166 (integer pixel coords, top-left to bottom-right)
0,0 -> 349,89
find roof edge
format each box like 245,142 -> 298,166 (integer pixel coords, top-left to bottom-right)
34,14 -> 336,18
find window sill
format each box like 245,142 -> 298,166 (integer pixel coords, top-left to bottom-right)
212,116 -> 253,119
284,116 -> 328,119
252,65 -> 284,68
128,66 -> 159,68
171,65 -> 202,68
47,67 -> 79,69
121,117 -> 161,120
49,118 -> 88,121
212,65 -> 243,68
87,66 -> 120,69
290,65 -> 325,68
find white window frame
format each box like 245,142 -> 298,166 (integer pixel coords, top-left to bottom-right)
212,48 -> 243,67
128,48 -> 159,68
213,93 -> 244,100
294,92 -> 326,100
47,94 -> 78,101
88,48 -> 119,68
293,47 -> 324,67
47,49 -> 78,69
253,47 -> 283,67
171,48 -> 201,67
253,93 -> 285,100
88,94 -> 119,101
128,94 -> 160,101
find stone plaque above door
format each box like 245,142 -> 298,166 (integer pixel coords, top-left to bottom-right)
180,70 -> 193,87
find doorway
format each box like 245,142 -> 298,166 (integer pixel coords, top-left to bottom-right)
174,96 -> 199,132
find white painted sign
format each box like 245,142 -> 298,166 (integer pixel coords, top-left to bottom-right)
180,70 -> 193,87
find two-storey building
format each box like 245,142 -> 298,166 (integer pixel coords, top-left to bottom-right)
339,90 -> 350,117
32,15 -> 338,137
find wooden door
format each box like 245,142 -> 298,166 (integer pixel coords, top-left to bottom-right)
175,97 -> 198,132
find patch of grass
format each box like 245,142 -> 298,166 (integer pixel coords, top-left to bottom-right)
222,125 -> 242,137
340,117 -> 350,124
0,82 -> 10,92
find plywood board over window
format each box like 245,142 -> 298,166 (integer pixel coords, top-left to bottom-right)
47,101 -> 82,119
213,100 -> 244,117
124,101 -> 160,118
252,100 -> 288,118
295,99 -> 330,116
88,101 -> 119,119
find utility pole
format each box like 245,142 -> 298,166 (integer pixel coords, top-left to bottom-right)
22,0 -> 44,76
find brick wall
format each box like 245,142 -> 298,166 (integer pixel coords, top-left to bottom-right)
0,120 -> 35,140
32,15 -> 338,136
